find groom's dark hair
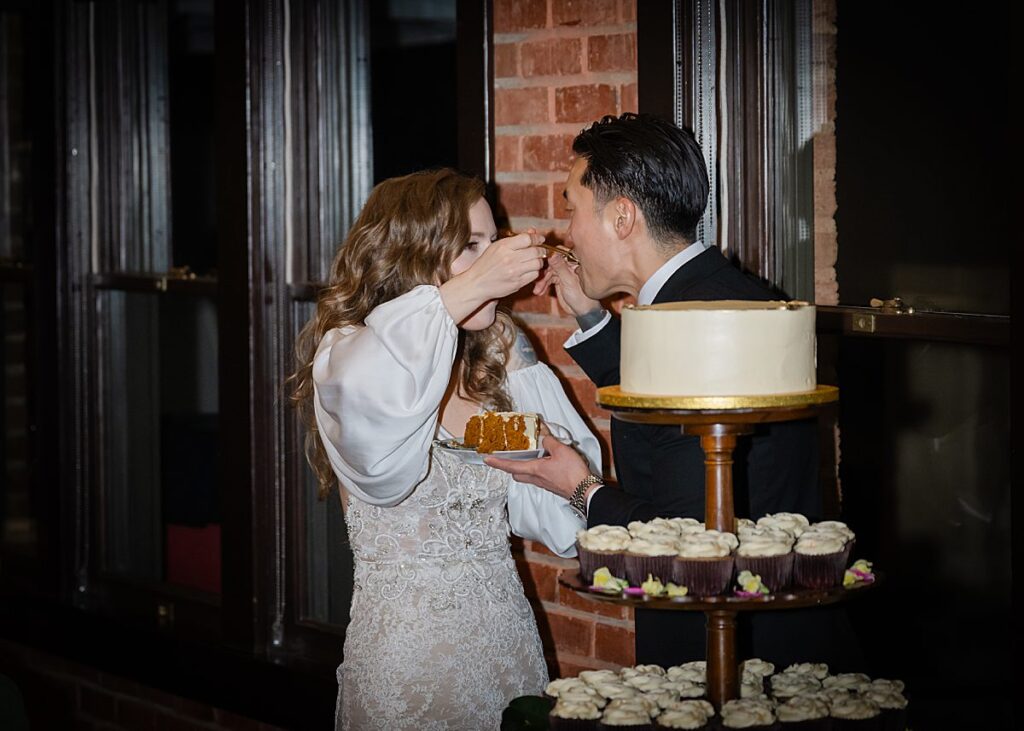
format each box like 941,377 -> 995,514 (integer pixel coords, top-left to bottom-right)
572,113 -> 709,245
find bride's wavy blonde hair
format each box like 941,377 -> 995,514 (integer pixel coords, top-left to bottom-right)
288,168 -> 515,498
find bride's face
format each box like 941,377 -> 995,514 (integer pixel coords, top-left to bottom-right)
449,197 -> 499,331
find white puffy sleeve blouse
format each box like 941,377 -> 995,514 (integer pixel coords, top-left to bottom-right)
312,284 -> 601,557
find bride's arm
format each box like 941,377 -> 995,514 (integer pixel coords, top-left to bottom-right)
505,333 -> 602,558
313,285 -> 458,507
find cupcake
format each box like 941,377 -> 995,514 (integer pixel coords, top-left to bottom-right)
669,517 -> 705,535
546,677 -> 602,702
577,526 -> 632,583
672,531 -> 736,596
810,521 -> 855,542
654,700 -> 715,729
775,695 -> 830,730
829,695 -> 882,729
550,699 -> 604,731
793,532 -> 852,589
720,698 -> 779,729
735,528 -> 795,592
599,699 -> 655,730
624,538 -> 678,586
822,673 -> 872,694
629,518 -> 683,541
862,687 -> 908,731
781,663 -> 831,681
770,672 -> 823,701
621,664 -> 667,678
622,674 -> 674,694
756,512 -> 810,539
666,661 -> 707,685
664,679 -> 706,699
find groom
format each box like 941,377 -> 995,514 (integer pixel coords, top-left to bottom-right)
488,113 -> 859,669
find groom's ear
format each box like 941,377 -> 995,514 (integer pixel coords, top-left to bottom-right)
612,196 -> 638,240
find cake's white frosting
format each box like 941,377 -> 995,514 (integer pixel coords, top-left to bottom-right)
620,300 -> 817,396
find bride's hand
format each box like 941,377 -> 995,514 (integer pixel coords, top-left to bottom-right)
440,230 -> 546,322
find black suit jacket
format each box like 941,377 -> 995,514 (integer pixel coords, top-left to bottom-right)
568,245 -> 820,527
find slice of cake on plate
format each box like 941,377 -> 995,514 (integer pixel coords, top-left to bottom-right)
463,412 -> 540,453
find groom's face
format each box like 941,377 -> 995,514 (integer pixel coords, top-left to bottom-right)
563,158 -> 620,299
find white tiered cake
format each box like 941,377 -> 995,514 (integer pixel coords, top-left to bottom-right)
620,300 -> 817,396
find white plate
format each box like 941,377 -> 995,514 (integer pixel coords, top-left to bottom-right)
434,438 -> 546,465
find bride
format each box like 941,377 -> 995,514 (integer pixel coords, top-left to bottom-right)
289,168 -> 601,730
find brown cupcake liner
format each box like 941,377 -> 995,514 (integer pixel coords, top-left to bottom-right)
671,555 -> 735,596
597,723 -> 653,731
793,542 -> 852,589
624,553 -> 676,586
576,544 -> 627,584
734,552 -> 794,592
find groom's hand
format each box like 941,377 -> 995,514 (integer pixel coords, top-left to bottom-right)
484,435 -> 592,501
532,252 -> 600,317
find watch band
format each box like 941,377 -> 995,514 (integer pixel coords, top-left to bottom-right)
570,474 -> 603,518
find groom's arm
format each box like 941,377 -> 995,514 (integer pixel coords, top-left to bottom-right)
566,316 -> 622,388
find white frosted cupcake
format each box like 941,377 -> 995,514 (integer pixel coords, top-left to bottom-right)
580,669 -> 624,687
822,673 -> 872,694
771,672 -> 823,700
549,698 -> 604,730
666,661 -> 706,685
735,528 -> 795,592
793,532 -> 852,589
672,531 -> 736,596
776,695 -> 830,730
629,518 -> 682,540
577,525 -> 632,583
863,687 -> 909,731
654,700 -> 715,729
720,698 -> 778,729
598,702 -> 654,730
756,512 -> 811,538
829,695 -> 882,729
781,663 -> 831,680
668,517 -> 705,535
620,664 -> 667,679
624,538 -> 678,586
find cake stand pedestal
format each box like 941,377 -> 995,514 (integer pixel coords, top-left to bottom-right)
577,385 -> 847,708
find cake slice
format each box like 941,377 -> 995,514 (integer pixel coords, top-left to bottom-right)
463,412 -> 539,453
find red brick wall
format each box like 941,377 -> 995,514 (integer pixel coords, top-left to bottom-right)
494,0 -> 640,675
0,639 -> 285,731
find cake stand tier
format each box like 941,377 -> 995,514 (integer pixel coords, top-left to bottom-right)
584,383 -> 841,709
558,570 -> 880,612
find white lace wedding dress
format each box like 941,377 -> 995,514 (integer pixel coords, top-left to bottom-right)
312,286 -> 601,731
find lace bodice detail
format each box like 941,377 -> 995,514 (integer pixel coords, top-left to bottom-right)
336,446 -> 548,730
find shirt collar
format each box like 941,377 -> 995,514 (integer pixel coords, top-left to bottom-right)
637,240 -> 708,305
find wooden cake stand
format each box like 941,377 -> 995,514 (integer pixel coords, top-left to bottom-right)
559,385 -> 879,709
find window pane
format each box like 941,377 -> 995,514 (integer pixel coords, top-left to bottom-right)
98,290 -> 220,594
837,337 -> 1010,725
169,0 -> 216,275
1,282 -> 36,558
370,0 -> 457,181
1,11 -> 31,261
835,3 -> 1009,315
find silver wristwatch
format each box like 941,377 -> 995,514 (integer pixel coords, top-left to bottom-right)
569,474 -> 603,519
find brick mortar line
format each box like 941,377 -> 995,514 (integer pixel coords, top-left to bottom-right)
495,24 -> 637,44
495,73 -> 636,89
496,123 -> 591,135
547,651 -> 624,673
538,599 -> 635,630
496,172 -> 567,183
